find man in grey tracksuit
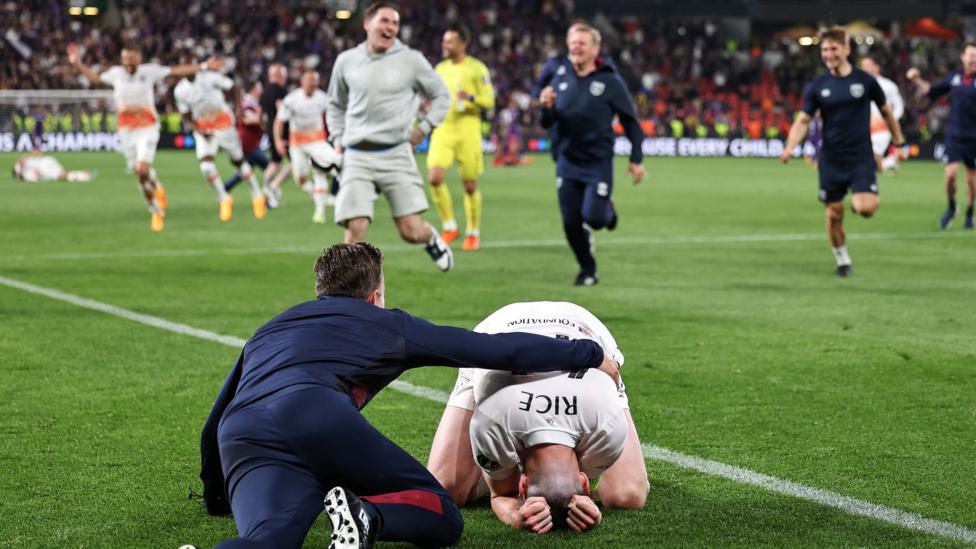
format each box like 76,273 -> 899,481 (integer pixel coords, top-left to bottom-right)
327,1 -> 454,271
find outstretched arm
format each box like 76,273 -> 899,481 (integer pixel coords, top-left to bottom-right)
67,44 -> 103,86
169,56 -> 224,78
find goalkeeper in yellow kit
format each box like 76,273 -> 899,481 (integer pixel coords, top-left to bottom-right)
427,25 -> 495,251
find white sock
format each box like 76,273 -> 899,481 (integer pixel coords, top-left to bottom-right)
312,175 -> 328,210
832,245 -> 851,266
209,177 -> 229,201
881,155 -> 898,171
442,219 -> 458,232
240,162 -> 262,198
466,228 -> 479,237
66,171 -> 90,182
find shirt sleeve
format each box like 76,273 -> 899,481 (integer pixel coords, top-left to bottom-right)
173,84 -> 190,114
144,63 -> 172,83
99,67 -> 120,87
398,310 -> 605,373
472,62 -> 496,111
577,410 -> 628,480
868,76 -> 886,109
326,55 -> 348,144
531,57 -> 558,99
801,81 -> 819,116
213,73 -> 234,91
414,51 -> 451,132
470,414 -> 520,479
927,74 -> 953,101
608,75 -> 644,165
446,367 -> 476,410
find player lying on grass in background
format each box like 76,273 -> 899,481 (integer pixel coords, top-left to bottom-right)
427,301 -> 648,534
13,150 -> 94,182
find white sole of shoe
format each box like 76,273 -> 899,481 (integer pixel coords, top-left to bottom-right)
325,488 -> 360,549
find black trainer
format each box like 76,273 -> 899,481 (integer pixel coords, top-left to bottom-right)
607,200 -> 618,231
836,264 -> 852,278
325,487 -> 380,549
424,234 -> 454,272
573,272 -> 599,286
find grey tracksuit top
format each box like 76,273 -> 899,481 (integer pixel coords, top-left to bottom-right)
327,39 -> 450,147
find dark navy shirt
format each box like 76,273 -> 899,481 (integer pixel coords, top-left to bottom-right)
802,68 -> 885,159
541,62 -> 644,181
928,71 -> 976,142
199,296 -> 605,513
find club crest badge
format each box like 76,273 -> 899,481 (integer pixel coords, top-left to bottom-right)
589,81 -> 606,96
849,83 -> 864,98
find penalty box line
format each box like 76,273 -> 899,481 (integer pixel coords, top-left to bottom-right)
0,273 -> 973,544
2,230 -> 969,263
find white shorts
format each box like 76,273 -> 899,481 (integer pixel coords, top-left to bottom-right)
22,157 -> 65,181
194,127 -> 243,161
335,143 -> 427,224
119,127 -> 160,169
871,131 -> 892,157
446,367 -> 630,410
289,140 -> 342,181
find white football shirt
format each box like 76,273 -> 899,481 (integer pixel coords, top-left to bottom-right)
870,74 -> 904,128
277,88 -> 330,143
100,63 -> 171,130
173,72 -> 235,129
461,302 -> 629,481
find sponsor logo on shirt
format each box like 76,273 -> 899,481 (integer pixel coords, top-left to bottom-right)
821,88 -> 831,98
558,82 -> 569,91
556,65 -> 566,76
850,83 -> 864,98
589,81 -> 606,96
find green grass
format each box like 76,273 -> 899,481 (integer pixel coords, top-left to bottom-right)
1,151 -> 974,547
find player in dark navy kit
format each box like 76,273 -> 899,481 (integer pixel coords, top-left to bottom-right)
907,43 -> 976,230
781,27 -> 906,278
197,242 -> 619,549
538,23 -> 645,286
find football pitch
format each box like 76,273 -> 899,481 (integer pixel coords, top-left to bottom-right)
1,150 -> 974,548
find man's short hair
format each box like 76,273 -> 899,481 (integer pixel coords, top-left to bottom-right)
446,23 -> 470,44
963,42 -> 976,53
314,242 -> 384,298
526,474 -> 584,530
568,22 -> 601,46
364,1 -> 399,20
818,26 -> 847,45
120,40 -> 142,53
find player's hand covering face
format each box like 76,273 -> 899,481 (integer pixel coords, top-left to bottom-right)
517,496 -> 553,534
566,494 -> 602,532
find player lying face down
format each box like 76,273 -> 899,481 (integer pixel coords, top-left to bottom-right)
427,302 -> 649,534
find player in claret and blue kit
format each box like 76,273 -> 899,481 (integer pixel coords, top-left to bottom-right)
781,27 -> 906,278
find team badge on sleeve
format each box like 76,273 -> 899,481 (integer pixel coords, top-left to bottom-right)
849,83 -> 864,98
589,81 -> 606,96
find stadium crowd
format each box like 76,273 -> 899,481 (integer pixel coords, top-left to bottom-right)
0,0 -> 964,145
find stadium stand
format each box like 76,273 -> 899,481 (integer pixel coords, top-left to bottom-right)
0,0 -> 964,146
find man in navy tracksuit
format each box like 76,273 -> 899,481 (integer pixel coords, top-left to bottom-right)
538,23 -> 645,286
199,242 -> 616,549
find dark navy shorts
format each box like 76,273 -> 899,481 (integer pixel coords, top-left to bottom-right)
818,152 -> 877,204
944,138 -> 976,169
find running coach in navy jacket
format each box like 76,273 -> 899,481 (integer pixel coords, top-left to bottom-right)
199,242 -> 617,549
539,23 -> 645,287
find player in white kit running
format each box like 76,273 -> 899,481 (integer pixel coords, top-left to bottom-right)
428,302 -> 648,534
274,70 -> 342,224
174,67 -> 266,222
67,42 -> 222,231
860,57 -> 906,172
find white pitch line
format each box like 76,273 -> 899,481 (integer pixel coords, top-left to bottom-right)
1,274 -> 974,544
3,230 -> 969,263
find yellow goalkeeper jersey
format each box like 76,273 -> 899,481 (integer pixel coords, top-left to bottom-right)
434,55 -> 495,126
